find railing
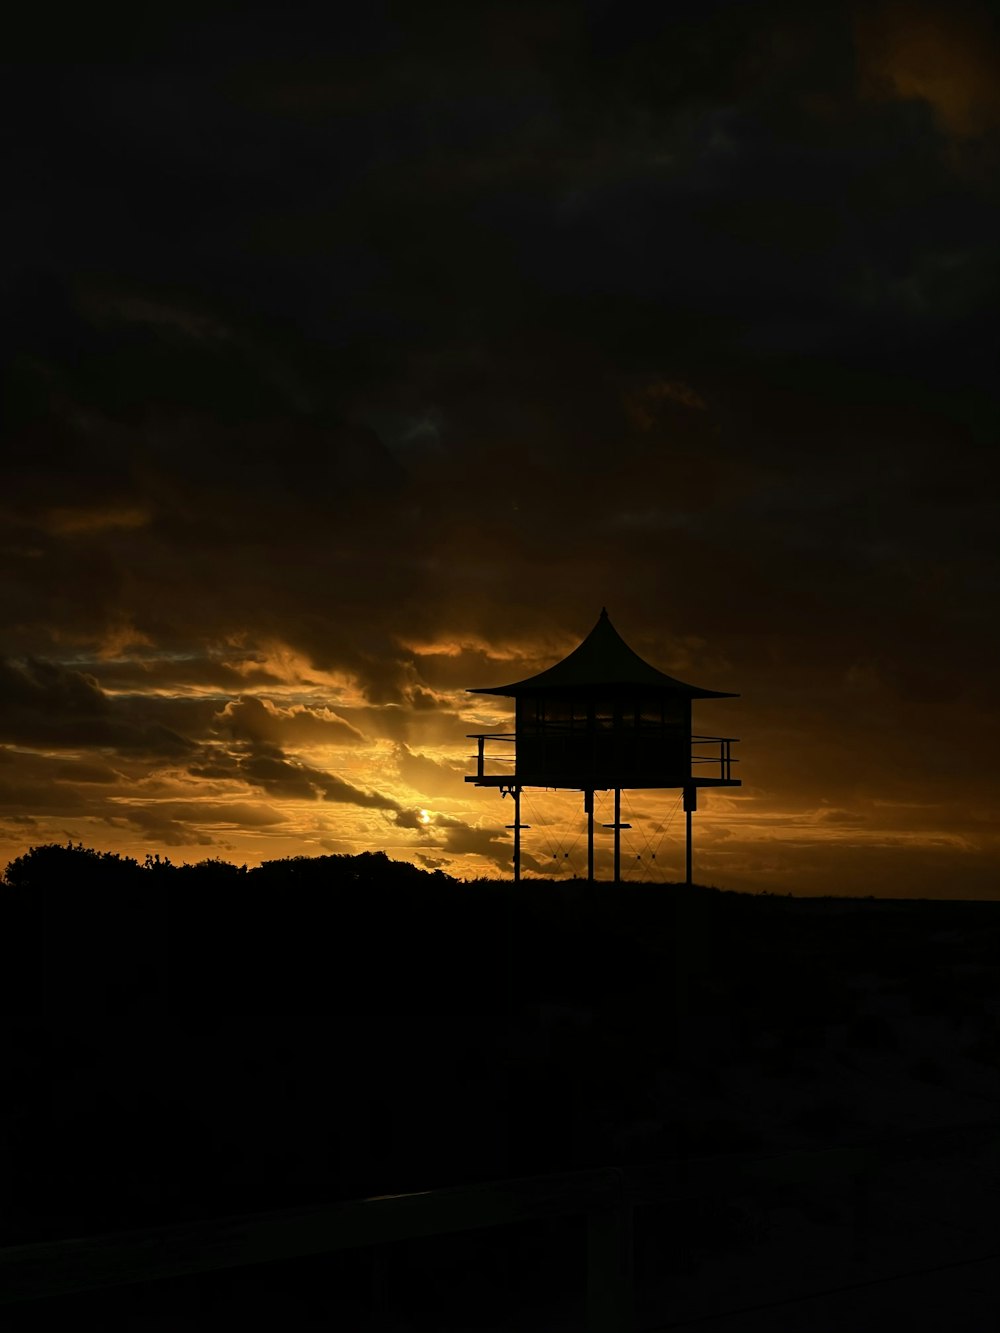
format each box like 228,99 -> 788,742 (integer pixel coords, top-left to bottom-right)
3,1120 -> 994,1331
467,733 -> 739,784
691,734 -> 739,783
0,1166 -> 629,1330
468,732 -> 516,780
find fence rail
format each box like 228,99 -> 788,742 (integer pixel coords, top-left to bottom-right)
467,733 -> 739,784
2,1119 -> 995,1331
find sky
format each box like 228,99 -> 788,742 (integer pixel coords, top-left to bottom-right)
2,0 -> 999,896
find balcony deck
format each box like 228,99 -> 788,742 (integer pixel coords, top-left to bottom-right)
465,732 -> 740,790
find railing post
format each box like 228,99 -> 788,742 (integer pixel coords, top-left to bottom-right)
477,734 -> 485,779
586,1174 -> 634,1333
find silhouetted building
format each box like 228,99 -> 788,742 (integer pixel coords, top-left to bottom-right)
466,609 -> 740,882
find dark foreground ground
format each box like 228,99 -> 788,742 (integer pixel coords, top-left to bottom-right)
3,847 -> 1000,1329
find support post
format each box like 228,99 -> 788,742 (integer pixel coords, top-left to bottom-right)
603,794 -> 631,886
614,788 -> 621,885
514,787 -> 521,884
683,784 -> 697,887
504,787 -> 527,884
585,789 -> 595,883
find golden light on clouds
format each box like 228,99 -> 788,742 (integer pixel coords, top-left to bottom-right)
0,621 -> 997,897
856,2 -> 1000,136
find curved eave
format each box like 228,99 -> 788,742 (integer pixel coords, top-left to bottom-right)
468,682 -> 739,699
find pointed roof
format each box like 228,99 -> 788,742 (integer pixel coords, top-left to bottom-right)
469,609 -> 738,698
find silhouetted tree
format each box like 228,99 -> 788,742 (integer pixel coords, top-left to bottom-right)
3,841 -> 142,891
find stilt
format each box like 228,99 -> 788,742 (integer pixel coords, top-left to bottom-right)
504,786 -> 528,883
514,787 -> 521,884
586,789 -> 595,883
683,784 -> 697,886
603,790 -> 631,886
614,788 -> 621,885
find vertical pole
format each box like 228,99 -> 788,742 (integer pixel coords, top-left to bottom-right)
614,788 -> 621,885
586,790 -> 595,883
513,786 -> 521,884
683,784 -> 697,887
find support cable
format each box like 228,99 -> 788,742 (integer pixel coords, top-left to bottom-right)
617,790 -> 645,883
520,790 -> 569,876
650,791 -> 684,878
561,809 -> 588,877
621,789 -> 657,874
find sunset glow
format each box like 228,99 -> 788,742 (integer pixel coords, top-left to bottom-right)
3,3 -> 999,898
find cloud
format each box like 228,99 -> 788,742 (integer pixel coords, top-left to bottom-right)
113,799 -> 288,836
215,696 -> 365,747
53,760 -> 122,784
393,742 -> 468,797
191,743 -> 404,813
0,658 -> 193,755
428,811 -> 513,873
0,657 -> 108,719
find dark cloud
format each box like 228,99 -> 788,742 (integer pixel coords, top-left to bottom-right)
0,659 -> 194,755
114,799 -> 288,839
428,811 -> 517,873
216,696 -> 365,747
190,742 -> 404,814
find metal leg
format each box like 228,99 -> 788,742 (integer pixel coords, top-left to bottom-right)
683,785 -> 697,887
614,788 -> 621,885
513,787 -> 521,884
586,790 -> 595,883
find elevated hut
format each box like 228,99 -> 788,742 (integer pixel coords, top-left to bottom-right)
466,609 -> 740,882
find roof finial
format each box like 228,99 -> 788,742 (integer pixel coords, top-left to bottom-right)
600,606 -> 608,620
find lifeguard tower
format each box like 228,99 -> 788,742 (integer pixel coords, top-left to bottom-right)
466,609 -> 740,883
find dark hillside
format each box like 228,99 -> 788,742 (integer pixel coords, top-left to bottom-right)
4,846 -> 1000,1328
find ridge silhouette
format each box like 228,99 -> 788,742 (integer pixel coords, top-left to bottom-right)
4,843 -> 999,1330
